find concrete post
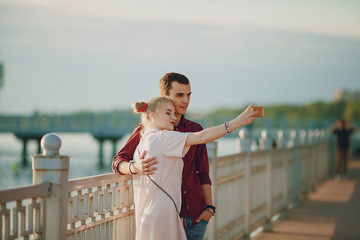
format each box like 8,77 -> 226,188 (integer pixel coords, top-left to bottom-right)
32,133 -> 69,240
259,130 -> 273,232
277,131 -> 289,219
299,129 -> 307,146
307,130 -> 315,193
206,142 -> 218,240
238,129 -> 252,240
276,130 -> 287,149
259,130 -> 272,151
263,129 -> 273,232
238,128 -> 252,153
291,130 -> 301,206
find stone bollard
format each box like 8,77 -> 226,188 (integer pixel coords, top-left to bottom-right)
32,133 -> 69,240
288,129 -> 300,148
276,130 -> 287,149
237,128 -> 252,153
307,130 -> 314,145
259,129 -> 272,151
299,129 -> 307,145
314,129 -> 321,143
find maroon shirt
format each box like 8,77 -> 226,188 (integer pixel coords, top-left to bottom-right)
112,116 -> 211,225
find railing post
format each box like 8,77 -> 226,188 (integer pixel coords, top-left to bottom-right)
307,130 -> 315,193
313,129 -> 321,187
261,130 -> 273,232
239,129 -> 252,240
206,142 -> 217,240
277,130 -> 289,218
259,130 -> 272,151
291,130 -> 301,206
276,130 -> 287,149
32,133 -> 69,240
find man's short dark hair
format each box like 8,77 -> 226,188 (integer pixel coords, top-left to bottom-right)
159,72 -> 189,96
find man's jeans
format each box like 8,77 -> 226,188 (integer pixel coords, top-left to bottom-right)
184,217 -> 208,240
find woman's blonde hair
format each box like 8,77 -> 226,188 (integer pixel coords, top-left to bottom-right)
132,97 -> 174,132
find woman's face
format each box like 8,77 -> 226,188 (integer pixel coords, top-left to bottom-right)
151,102 -> 177,131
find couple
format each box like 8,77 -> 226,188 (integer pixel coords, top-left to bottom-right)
112,73 -> 257,240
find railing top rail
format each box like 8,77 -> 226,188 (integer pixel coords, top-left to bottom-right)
217,152 -> 247,162
68,172 -> 132,191
0,182 -> 51,203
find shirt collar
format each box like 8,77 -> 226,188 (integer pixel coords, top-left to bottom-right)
175,115 -> 188,130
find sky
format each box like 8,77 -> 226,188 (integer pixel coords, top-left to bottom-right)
0,0 -> 360,115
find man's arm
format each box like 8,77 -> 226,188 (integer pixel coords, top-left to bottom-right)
193,142 -> 214,222
196,184 -> 214,222
328,122 -> 337,134
112,124 -> 157,175
347,121 -> 357,132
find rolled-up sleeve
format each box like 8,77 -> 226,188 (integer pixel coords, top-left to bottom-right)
112,124 -> 142,174
195,143 -> 212,185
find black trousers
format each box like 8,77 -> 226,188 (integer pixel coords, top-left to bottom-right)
336,148 -> 349,175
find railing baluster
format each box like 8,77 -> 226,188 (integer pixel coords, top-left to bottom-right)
18,200 -> 26,237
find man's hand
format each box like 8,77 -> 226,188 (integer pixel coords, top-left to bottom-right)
132,150 -> 158,175
196,209 -> 213,223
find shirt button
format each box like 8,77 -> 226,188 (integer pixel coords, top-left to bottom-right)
184,191 -> 186,194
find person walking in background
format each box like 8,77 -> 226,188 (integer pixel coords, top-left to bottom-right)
329,119 -> 357,180
129,96 -> 257,240
112,72 -> 214,239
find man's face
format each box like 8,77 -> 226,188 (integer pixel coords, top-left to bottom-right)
338,121 -> 345,129
167,82 -> 191,116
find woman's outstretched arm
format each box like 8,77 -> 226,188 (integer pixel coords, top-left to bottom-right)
186,104 -> 257,146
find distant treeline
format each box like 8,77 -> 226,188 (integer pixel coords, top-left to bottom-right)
194,100 -> 360,129
23,100 -> 359,131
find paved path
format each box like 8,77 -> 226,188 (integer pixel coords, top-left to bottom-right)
252,159 -> 360,240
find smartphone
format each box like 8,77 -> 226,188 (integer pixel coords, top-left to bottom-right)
252,106 -> 264,117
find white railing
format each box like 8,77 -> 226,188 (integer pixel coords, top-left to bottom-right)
205,140 -> 330,240
0,183 -> 51,240
67,173 -> 134,240
0,130 -> 332,240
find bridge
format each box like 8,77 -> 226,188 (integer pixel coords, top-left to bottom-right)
0,113 -> 139,167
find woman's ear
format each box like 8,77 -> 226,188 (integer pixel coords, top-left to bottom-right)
148,112 -> 155,121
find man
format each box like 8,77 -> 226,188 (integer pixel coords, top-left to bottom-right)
112,72 -> 215,240
329,118 -> 356,180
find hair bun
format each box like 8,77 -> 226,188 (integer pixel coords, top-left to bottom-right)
132,101 -> 147,113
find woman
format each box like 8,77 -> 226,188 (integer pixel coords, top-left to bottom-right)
130,97 -> 257,240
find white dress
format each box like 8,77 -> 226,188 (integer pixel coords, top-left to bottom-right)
132,128 -> 190,240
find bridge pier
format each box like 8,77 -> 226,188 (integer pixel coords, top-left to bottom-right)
21,138 -> 28,167
92,134 -> 123,169
111,139 -> 119,158
15,134 -> 43,168
97,138 -> 105,169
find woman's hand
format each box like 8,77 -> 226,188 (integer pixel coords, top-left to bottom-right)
231,104 -> 257,130
132,151 -> 158,175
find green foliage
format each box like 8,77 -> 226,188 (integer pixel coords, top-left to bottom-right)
199,100 -> 359,128
344,101 -> 360,121
24,100 -> 358,130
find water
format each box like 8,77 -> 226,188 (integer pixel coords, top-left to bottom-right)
0,133 -> 240,191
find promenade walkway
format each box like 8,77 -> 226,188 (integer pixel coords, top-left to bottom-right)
252,159 -> 360,240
